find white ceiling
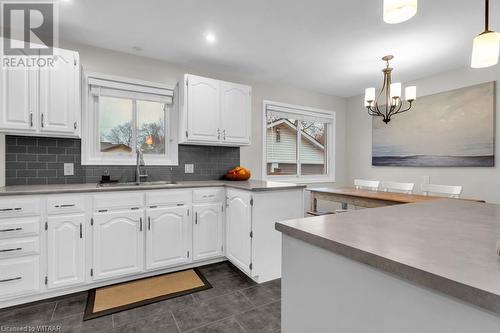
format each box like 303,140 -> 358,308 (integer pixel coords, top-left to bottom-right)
58,0 -> 497,97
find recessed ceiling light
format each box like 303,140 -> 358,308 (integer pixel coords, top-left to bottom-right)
205,33 -> 216,43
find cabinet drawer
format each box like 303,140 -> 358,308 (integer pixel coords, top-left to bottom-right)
93,192 -> 144,211
0,217 -> 40,239
0,256 -> 40,299
193,188 -> 224,203
47,196 -> 85,215
146,190 -> 192,207
0,238 -> 39,259
0,197 -> 40,218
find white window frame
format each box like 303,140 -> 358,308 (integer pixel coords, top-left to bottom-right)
82,72 -> 178,166
262,100 -> 335,183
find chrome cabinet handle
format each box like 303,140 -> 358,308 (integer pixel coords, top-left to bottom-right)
217,128 -> 221,140
54,204 -> 75,208
30,113 -> 33,127
0,277 -> 22,283
0,208 -> 22,212
0,228 -> 22,233
0,247 -> 22,253
148,216 -> 151,230
79,223 -> 82,239
41,113 -> 44,128
195,212 -> 198,224
74,122 -> 77,130
223,129 -> 226,140
139,217 -> 143,231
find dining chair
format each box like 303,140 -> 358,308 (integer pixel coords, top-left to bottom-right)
421,183 -> 463,198
380,181 -> 415,194
354,179 -> 380,191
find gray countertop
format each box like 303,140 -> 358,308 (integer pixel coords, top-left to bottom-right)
276,199 -> 500,315
0,179 -> 305,196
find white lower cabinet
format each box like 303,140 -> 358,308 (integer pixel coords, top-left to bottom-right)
0,256 -> 40,299
193,203 -> 224,261
0,186 -> 305,307
92,210 -> 144,280
47,214 -> 85,289
146,206 -> 191,270
226,189 -> 253,275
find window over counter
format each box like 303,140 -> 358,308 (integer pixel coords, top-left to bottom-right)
263,101 -> 335,182
82,73 -> 178,165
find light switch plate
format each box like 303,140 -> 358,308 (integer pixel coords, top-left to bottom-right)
422,176 -> 430,185
64,163 -> 74,176
184,164 -> 194,174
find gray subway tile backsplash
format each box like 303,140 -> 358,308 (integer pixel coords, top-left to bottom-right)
5,135 -> 240,186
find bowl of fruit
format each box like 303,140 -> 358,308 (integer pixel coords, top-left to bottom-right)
225,166 -> 251,181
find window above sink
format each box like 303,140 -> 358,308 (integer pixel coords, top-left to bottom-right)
82,73 -> 178,166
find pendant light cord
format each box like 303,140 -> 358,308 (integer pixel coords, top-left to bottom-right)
485,0 -> 489,32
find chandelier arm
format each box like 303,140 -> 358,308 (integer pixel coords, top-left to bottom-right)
392,101 -> 413,115
387,98 -> 403,118
367,106 -> 382,117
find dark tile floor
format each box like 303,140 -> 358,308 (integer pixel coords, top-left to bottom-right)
0,261 -> 281,333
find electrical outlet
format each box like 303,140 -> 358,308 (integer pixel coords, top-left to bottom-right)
64,163 -> 74,176
184,164 -> 194,174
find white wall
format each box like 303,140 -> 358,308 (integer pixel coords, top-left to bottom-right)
61,41 -> 347,185
346,65 -> 500,203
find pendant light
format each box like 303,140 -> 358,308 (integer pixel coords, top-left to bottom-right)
383,0 -> 418,24
471,0 -> 500,68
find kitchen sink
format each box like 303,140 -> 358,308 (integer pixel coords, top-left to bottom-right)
97,181 -> 177,188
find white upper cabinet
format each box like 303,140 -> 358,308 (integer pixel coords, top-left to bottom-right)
145,206 -> 191,270
0,41 -> 80,138
0,50 -> 37,132
186,75 -> 220,142
39,48 -> 80,136
226,189 -> 253,274
220,82 -> 251,144
180,74 -> 251,146
193,203 -> 224,261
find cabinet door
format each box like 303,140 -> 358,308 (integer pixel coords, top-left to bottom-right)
92,210 -> 144,280
0,49 -> 37,132
47,214 -> 84,289
39,48 -> 80,136
146,206 -> 191,270
226,189 -> 252,274
193,203 -> 223,261
186,74 -> 220,142
220,82 -> 251,145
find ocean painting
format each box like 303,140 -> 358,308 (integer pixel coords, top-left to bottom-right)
372,82 -> 495,167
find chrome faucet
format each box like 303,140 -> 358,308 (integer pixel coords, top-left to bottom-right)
135,149 -> 148,184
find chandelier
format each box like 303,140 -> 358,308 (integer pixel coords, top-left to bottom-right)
364,55 -> 416,124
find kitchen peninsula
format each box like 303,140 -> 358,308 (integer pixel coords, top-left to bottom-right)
276,199 -> 500,333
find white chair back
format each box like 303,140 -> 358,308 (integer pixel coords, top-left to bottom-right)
380,181 -> 415,194
421,184 -> 463,198
354,179 -> 380,191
